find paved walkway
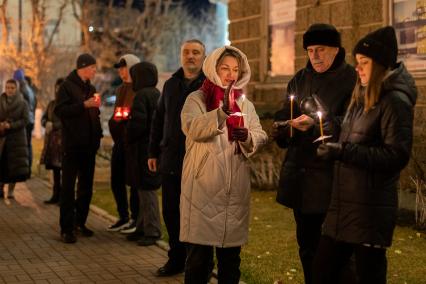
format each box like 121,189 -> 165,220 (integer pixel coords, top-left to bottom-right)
0,178 -> 184,283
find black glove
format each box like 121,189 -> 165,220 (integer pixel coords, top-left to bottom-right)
317,142 -> 343,160
271,122 -> 290,140
232,127 -> 248,142
222,80 -> 235,115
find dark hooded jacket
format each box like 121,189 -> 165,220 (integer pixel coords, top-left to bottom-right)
275,48 -> 357,213
148,68 -> 205,176
323,63 -> 417,247
55,70 -> 102,153
125,62 -> 161,190
0,92 -> 29,182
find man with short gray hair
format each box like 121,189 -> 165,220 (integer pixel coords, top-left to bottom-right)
148,39 -> 206,277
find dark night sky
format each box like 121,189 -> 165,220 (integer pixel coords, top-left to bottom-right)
105,0 -> 212,15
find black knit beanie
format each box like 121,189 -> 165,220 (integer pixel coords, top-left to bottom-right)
76,53 -> 96,69
303,23 -> 341,49
353,26 -> 398,69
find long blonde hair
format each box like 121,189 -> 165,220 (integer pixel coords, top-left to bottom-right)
349,60 -> 388,112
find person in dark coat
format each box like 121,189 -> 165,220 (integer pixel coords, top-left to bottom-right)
106,54 -> 140,232
13,69 -> 36,176
0,79 -> 29,199
314,26 -> 417,284
125,61 -> 162,246
40,78 -> 64,204
273,24 -> 357,284
55,53 -> 103,243
147,39 -> 206,277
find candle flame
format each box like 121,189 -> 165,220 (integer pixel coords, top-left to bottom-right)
317,111 -> 322,118
290,95 -> 295,100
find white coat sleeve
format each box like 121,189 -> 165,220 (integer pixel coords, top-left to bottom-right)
239,100 -> 268,157
181,93 -> 226,142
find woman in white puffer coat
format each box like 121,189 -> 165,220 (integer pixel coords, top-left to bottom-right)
180,46 -> 268,283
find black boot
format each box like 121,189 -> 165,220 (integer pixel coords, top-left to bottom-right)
44,185 -> 60,204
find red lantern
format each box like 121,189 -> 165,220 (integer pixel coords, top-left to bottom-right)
122,107 -> 130,119
114,107 -> 123,120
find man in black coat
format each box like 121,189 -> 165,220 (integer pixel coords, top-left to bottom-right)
55,53 -> 103,244
273,24 -> 357,284
148,39 -> 206,276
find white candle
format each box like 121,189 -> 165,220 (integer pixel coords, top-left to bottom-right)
290,95 -> 295,137
317,111 -> 324,144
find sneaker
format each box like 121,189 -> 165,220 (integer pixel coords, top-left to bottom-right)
137,236 -> 160,246
106,219 -> 129,232
75,225 -> 94,237
61,232 -> 77,244
120,220 -> 136,234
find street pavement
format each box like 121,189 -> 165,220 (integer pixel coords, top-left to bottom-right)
0,178 -> 184,283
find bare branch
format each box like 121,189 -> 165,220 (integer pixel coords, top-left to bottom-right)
45,0 -> 68,52
0,0 -> 9,46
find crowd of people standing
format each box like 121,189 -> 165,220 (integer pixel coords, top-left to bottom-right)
0,23 -> 418,284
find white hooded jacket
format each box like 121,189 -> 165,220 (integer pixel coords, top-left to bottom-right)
179,46 -> 268,247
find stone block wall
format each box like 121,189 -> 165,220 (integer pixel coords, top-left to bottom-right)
228,0 -> 426,192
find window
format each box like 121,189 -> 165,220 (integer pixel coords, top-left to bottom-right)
392,0 -> 426,73
268,0 -> 295,76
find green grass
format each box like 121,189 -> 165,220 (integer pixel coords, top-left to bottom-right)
32,138 -> 426,283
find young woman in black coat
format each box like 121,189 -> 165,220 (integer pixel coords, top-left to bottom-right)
124,62 -> 162,246
40,78 -> 64,204
314,26 -> 417,284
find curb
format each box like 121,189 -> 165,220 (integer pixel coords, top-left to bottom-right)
36,177 -> 172,250
37,177 -> 245,284
88,201 -> 171,251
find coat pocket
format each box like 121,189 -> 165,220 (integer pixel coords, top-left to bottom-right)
195,151 -> 210,179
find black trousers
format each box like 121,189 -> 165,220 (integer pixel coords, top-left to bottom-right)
111,143 -> 138,221
161,173 -> 186,266
185,243 -> 241,284
313,236 -> 387,284
60,151 -> 96,234
293,209 -> 326,284
51,167 -> 61,199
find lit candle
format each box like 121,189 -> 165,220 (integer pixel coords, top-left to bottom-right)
239,94 -> 246,126
290,95 -> 295,137
114,107 -> 123,119
317,111 -> 325,144
122,107 -> 130,119
94,93 -> 101,104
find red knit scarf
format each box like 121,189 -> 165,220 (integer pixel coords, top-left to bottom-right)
200,79 -> 244,141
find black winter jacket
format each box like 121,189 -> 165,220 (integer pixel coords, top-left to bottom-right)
323,63 -> 417,247
0,92 -> 29,182
148,68 -> 205,176
275,49 -> 357,213
55,70 -> 102,153
125,62 -> 161,190
108,82 -> 135,145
